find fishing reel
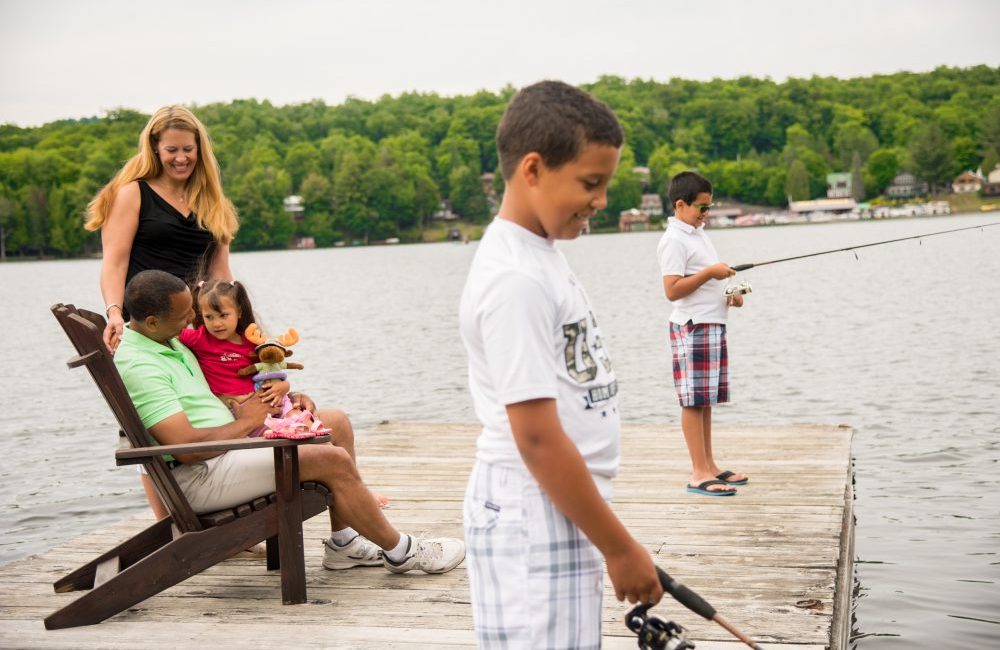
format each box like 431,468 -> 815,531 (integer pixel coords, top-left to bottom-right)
724,280 -> 752,297
626,602 -> 695,650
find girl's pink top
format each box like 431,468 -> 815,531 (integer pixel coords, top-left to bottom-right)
178,326 -> 256,396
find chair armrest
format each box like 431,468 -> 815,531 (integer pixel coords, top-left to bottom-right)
115,434 -> 331,466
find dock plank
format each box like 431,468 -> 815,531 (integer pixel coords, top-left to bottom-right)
0,423 -> 852,649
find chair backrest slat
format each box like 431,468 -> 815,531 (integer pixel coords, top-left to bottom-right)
51,304 -> 202,533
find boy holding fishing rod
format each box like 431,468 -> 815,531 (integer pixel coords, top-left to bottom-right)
658,171 -> 749,496
459,80 -> 663,647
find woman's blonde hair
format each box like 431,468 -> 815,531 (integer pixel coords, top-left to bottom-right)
85,105 -> 239,244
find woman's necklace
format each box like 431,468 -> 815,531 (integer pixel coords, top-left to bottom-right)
153,180 -> 187,205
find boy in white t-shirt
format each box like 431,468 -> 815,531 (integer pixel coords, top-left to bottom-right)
657,171 -> 748,497
459,81 -> 663,648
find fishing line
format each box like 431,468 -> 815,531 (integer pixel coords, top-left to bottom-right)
729,222 -> 999,272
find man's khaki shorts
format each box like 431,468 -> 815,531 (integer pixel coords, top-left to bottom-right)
172,447 -> 276,513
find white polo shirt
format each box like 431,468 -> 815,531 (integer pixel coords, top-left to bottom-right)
657,217 -> 729,325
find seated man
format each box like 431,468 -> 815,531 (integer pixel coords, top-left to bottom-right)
114,270 -> 465,575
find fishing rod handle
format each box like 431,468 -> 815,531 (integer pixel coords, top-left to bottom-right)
656,566 -> 716,621
730,263 -> 754,272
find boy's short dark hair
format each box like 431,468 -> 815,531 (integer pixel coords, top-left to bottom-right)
667,171 -> 713,207
125,270 -> 188,321
496,80 -> 624,180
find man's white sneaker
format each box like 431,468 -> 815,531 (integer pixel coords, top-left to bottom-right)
383,535 -> 466,574
322,535 -> 383,570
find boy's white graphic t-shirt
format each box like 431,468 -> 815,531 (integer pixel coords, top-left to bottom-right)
657,217 -> 729,325
459,217 -> 620,498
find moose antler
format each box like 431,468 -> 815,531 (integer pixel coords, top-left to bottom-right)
276,328 -> 299,347
245,323 -> 267,346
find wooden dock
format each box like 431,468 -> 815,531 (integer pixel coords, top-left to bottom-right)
0,422 -> 854,649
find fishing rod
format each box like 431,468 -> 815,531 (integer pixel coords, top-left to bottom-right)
729,221 -> 999,272
626,566 -> 765,649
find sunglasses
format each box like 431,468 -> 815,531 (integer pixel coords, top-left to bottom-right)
693,203 -> 715,214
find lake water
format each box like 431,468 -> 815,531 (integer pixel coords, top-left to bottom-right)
2,213 -> 998,647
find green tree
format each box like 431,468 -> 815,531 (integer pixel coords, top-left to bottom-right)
865,148 -> 901,195
299,172 -> 338,243
980,104 -> 1000,173
781,124 -> 831,197
434,134 -> 480,196
229,166 -> 294,250
0,194 -> 12,260
785,160 -> 810,201
909,123 -> 955,194
283,142 -> 321,191
670,123 -> 710,160
707,158 -> 769,204
448,165 -> 488,222
952,136 -> 980,174
605,146 -> 643,222
332,148 -> 377,243
79,146 -> 121,198
47,187 -> 88,255
375,132 -> 440,228
764,166 -> 788,205
850,152 -> 865,201
1,187 -> 30,256
648,143 -> 700,198
21,185 -> 49,254
833,122 -> 879,170
300,172 -> 334,212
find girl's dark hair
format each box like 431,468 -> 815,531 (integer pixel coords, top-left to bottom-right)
191,278 -> 256,334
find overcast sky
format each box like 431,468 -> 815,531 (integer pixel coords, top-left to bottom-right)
2,0 -> 998,127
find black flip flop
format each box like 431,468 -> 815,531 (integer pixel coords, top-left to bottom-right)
686,479 -> 736,496
716,470 -> 748,486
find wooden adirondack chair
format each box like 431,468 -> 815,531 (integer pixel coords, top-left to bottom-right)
46,303 -> 334,630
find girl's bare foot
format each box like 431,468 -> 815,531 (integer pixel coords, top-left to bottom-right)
371,490 -> 389,508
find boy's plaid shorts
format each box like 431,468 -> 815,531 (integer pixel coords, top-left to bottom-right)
670,321 -> 729,407
464,461 -> 604,649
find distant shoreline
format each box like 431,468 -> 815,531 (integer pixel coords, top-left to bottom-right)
2,210 -> 996,265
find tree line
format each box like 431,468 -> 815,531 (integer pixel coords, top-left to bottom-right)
1,65 -> 998,257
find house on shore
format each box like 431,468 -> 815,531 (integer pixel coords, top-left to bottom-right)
706,206 -> 743,228
952,169 -> 985,194
283,195 -> 305,221
640,193 -> 664,216
283,195 -> 311,249
632,166 -> 651,187
432,200 -> 459,221
619,208 -> 650,232
788,198 -> 857,221
885,172 -> 927,199
982,165 -> 1000,198
826,172 -> 853,199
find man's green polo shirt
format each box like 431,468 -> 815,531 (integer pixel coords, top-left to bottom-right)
114,327 -> 234,431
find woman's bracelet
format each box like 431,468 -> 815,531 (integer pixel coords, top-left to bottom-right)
105,304 -> 123,317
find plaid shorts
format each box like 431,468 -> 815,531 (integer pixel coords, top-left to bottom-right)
464,461 -> 604,649
670,321 -> 729,407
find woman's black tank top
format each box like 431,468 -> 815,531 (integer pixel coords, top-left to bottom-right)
125,180 -> 217,289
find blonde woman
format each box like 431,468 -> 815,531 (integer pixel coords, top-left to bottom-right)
86,106 -> 239,522
86,105 -> 239,353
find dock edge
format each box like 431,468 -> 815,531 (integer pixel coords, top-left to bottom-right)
828,427 -> 856,650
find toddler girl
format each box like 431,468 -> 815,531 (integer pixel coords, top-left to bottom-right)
180,279 -> 321,437
181,279 -> 387,507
